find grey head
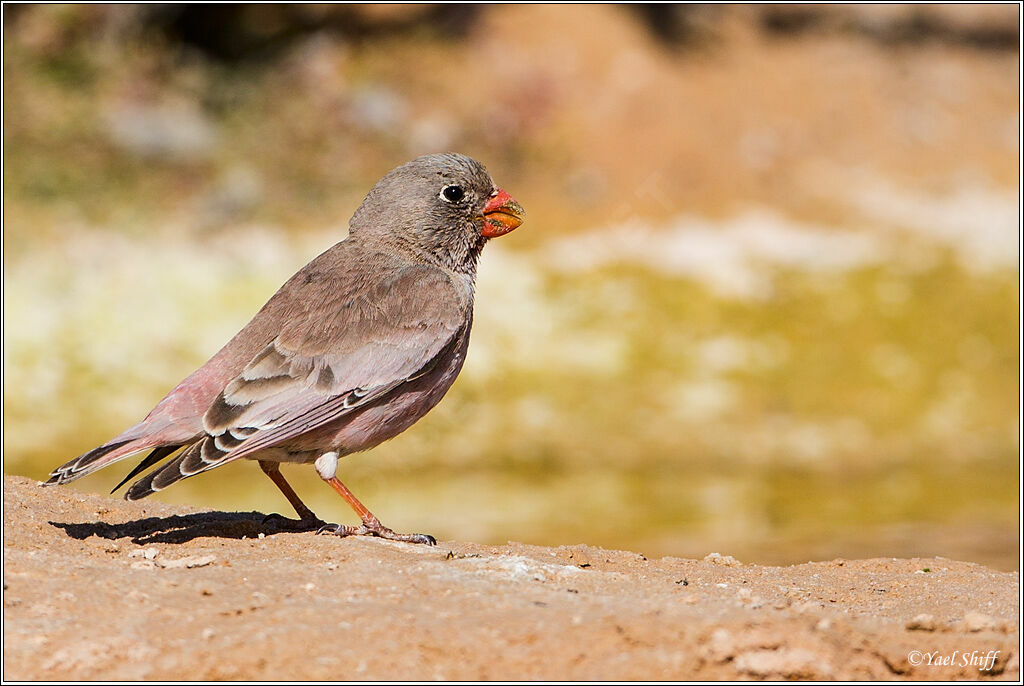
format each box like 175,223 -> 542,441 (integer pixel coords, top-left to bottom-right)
349,153 -> 524,275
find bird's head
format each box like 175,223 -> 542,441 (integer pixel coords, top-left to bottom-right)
350,153 -> 524,273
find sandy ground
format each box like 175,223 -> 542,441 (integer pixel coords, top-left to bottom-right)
3,475 -> 1018,681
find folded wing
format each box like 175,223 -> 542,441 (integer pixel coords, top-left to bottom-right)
124,263 -> 469,499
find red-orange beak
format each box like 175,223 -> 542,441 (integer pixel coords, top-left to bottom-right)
480,188 -> 525,238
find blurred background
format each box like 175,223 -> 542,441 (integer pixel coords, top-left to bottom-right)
3,5 -> 1019,569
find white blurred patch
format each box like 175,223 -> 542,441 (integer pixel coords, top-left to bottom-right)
849,181 -> 1019,271
451,554 -> 581,583
870,343 -> 920,384
104,101 -> 218,161
546,210 -> 884,299
348,86 -> 407,133
515,395 -> 557,431
670,379 -> 740,422
696,336 -> 751,375
406,116 -> 459,156
545,180 -> 1017,297
697,414 -> 874,467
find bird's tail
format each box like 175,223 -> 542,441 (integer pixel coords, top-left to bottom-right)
45,423 -> 194,488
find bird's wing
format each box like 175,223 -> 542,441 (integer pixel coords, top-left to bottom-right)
124,263 -> 468,498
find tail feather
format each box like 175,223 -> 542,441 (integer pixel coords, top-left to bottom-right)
46,439 -> 133,485
124,437 -> 218,500
110,445 -> 182,494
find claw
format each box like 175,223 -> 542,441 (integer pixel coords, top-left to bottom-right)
313,521 -> 435,545
412,533 -> 437,546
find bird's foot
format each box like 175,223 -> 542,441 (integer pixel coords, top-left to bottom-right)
262,512 -> 326,532
315,519 -> 436,546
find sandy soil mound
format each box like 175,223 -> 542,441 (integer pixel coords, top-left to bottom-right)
3,475 -> 1018,680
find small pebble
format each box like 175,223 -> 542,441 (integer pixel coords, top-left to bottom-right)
793,601 -> 820,614
737,588 -> 764,609
157,555 -> 216,569
906,613 -> 936,631
963,611 -> 997,632
703,552 -> 742,567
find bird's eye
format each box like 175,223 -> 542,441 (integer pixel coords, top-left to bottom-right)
440,185 -> 465,203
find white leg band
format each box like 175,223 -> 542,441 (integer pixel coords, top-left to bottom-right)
314,452 -> 339,480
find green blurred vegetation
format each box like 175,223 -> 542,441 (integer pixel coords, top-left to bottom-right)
3,5 -> 1019,569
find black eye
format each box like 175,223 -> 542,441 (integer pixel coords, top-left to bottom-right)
440,185 -> 465,203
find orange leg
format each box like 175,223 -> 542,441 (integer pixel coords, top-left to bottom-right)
323,475 -> 376,523
313,452 -> 435,545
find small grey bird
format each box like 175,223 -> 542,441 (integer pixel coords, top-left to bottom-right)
46,153 -> 524,545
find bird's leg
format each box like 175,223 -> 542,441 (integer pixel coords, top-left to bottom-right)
312,452 -> 436,546
259,460 -> 325,531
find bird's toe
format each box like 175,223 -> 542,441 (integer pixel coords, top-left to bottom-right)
410,533 -> 437,546
315,522 -> 356,537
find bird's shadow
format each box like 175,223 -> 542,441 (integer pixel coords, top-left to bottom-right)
49,511 -> 315,545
